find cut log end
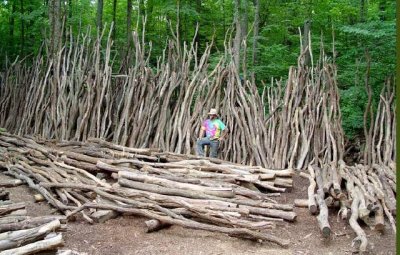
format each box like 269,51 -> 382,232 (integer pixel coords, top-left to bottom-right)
145,219 -> 171,233
322,227 -> 331,238
309,205 -> 318,215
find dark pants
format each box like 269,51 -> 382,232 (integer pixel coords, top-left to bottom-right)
196,137 -> 219,158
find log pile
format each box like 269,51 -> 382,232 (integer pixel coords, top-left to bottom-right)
293,68 -> 396,253
0,198 -> 66,254
303,161 -> 395,253
0,132 -> 295,247
0,25 -> 344,170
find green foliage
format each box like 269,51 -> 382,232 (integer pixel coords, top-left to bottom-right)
340,86 -> 367,138
0,0 -> 395,140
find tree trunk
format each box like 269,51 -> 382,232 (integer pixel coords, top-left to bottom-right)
241,0 -> 248,40
97,0 -> 103,32
251,0 -> 259,83
8,0 -> 16,53
138,0 -> 145,31
233,0 -> 241,73
112,0 -> 117,40
127,0 -> 132,48
222,0 -> 226,36
68,0 -> 72,19
194,0 -> 201,50
302,20 -> 311,66
48,0 -> 61,57
20,0 -> 25,55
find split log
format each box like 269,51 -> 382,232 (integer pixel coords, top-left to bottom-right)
0,215 -> 66,232
0,219 -> 61,251
0,233 -> 63,255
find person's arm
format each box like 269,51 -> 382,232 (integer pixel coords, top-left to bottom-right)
198,121 -> 206,139
219,128 -> 228,140
218,120 -> 228,141
198,128 -> 205,139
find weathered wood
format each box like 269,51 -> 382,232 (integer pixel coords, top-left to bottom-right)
0,215 -> 66,232
0,233 -> 63,255
306,167 -> 318,214
0,219 -> 61,251
145,219 -> 171,233
0,203 -> 25,216
69,203 -> 290,247
119,171 -> 236,198
315,193 -> 330,238
91,210 -> 119,223
373,204 -> 384,232
313,166 -> 331,237
0,180 -> 23,188
345,177 -> 368,252
294,199 -> 308,208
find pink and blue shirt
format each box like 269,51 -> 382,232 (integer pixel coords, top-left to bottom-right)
202,119 -> 226,139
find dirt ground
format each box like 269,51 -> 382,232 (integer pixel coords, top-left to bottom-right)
1,172 -> 396,255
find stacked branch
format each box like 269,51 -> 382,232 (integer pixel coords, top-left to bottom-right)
0,132 -> 295,247
0,197 -> 65,254
302,160 -> 395,253
0,25 -> 343,170
295,58 -> 396,253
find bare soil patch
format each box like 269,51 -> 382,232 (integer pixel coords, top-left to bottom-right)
2,172 -> 395,255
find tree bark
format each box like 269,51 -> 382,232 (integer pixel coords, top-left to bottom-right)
302,20 -> 311,66
97,0 -> 103,32
251,0 -> 260,70
20,0 -> 25,55
48,0 -> 61,57
9,0 -> 16,44
112,0 -> 117,40
233,0 -> 241,72
127,0 -> 132,42
241,0 -> 248,39
0,233 -> 63,255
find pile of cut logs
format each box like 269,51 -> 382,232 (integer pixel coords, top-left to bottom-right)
0,196 -> 66,254
298,160 -> 396,253
0,132 -> 295,247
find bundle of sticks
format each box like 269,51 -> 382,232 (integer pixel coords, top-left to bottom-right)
299,159 -> 396,253
0,132 -> 295,247
0,24 -> 344,171
0,198 -> 66,254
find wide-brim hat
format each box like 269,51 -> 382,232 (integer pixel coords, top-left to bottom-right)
208,108 -> 218,115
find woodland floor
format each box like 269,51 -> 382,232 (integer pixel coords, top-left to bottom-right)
1,172 -> 396,255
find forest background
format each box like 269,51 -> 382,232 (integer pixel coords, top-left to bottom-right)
0,0 -> 396,141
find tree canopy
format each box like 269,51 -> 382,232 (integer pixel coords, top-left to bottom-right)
0,0 -> 396,138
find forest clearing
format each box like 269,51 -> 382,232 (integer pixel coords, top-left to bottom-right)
0,0 -> 396,254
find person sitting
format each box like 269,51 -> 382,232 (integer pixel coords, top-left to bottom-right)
196,108 -> 228,158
